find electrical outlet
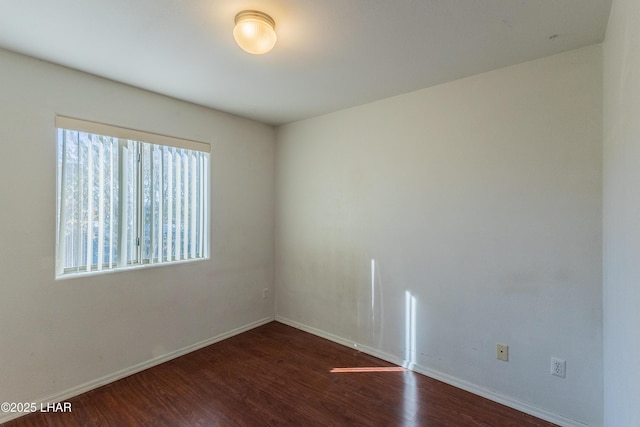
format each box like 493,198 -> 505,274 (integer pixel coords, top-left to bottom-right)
496,344 -> 509,362
263,288 -> 269,299
551,357 -> 566,378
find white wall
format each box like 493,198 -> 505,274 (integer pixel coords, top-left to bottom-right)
276,46 -> 603,426
603,0 -> 640,425
0,48 -> 275,421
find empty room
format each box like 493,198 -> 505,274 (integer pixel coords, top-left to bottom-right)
0,0 -> 638,426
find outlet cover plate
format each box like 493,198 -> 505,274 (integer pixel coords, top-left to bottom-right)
497,344 -> 509,362
551,357 -> 566,378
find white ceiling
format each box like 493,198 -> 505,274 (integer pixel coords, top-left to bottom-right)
0,0 -> 612,126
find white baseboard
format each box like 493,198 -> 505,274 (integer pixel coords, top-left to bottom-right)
275,315 -> 588,427
0,316 -> 275,424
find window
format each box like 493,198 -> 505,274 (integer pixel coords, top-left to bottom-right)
55,116 -> 210,277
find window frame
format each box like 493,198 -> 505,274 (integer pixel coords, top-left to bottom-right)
55,116 -> 211,279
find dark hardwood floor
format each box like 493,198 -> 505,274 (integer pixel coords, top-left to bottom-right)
3,322 -> 557,426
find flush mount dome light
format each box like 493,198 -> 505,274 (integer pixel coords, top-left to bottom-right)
233,10 -> 277,55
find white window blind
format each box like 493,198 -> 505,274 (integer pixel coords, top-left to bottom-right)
55,116 -> 210,277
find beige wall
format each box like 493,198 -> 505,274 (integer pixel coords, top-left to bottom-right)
603,0 -> 640,425
0,48 -> 276,422
276,45 -> 603,426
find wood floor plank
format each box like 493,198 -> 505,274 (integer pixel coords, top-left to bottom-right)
2,322 -> 557,426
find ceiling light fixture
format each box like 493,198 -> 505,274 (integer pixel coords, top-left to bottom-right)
233,10 -> 277,55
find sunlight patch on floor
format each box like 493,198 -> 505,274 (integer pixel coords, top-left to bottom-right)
330,367 -> 407,373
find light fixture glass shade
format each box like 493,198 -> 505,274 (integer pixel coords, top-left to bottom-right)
233,10 -> 277,55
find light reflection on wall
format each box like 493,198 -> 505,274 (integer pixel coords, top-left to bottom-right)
371,259 -> 376,320
369,259 -> 384,348
403,290 -> 419,424
404,290 -> 417,370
